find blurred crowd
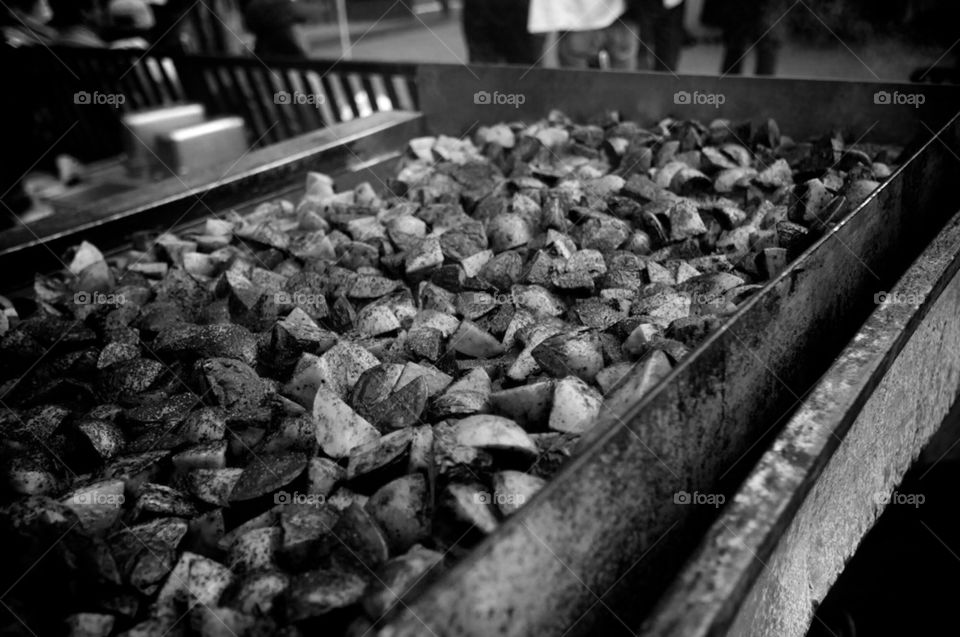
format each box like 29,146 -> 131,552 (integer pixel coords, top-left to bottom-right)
1,0 -> 310,57
463,0 -> 787,75
2,0 -> 164,50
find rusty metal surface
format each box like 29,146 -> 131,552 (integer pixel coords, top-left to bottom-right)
641,204 -> 960,637
0,110 -> 424,289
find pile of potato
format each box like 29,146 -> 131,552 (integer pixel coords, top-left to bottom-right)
0,110 -> 897,636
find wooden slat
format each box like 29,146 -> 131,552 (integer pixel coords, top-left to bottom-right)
230,64 -> 272,144
145,57 -> 174,104
304,70 -> 335,127
132,60 -> 161,106
283,69 -> 320,135
118,57 -> 150,110
245,64 -> 287,144
210,66 -> 236,115
324,71 -> 356,122
369,73 -> 393,112
392,74 -> 416,111
347,72 -> 373,118
156,57 -> 184,102
271,66 -> 306,139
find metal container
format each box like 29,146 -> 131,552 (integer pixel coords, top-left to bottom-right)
121,103 -> 206,178
2,63 -> 960,637
155,116 -> 248,177
375,66 -> 960,637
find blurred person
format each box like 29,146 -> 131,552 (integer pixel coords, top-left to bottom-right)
1,0 -> 55,226
462,0 -> 543,65
629,0 -> 684,72
104,0 -> 155,48
145,0 -> 190,52
146,0 -> 246,54
243,0 -> 308,58
1,0 -> 55,48
717,0 -> 787,76
530,0 -> 638,70
50,0 -> 105,47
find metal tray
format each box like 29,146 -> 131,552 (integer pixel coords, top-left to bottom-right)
377,66 -> 960,637
3,64 -> 960,637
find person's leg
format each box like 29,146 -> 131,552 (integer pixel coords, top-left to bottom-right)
514,33 -> 545,66
605,21 -> 639,70
557,30 -> 600,69
754,37 -> 779,75
721,27 -> 746,74
461,0 -> 501,63
653,0 -> 684,72
503,0 -> 544,65
632,0 -> 659,70
719,0 -> 751,74
753,0 -> 784,75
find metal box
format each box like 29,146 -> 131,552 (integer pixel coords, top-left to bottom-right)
121,103 -> 206,179
155,116 -> 248,178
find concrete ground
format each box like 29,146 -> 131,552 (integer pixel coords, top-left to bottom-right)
302,9 -> 944,83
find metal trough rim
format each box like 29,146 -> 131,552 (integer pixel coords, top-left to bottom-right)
639,121 -> 960,637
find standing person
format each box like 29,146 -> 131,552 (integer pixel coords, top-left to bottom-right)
148,0 -> 192,53
104,0 -> 156,48
462,0 -> 543,65
147,0 -> 246,54
718,0 -> 787,76
49,0 -> 105,47
1,0 -> 55,226
243,0 -> 309,58
529,0 -> 638,71
1,0 -> 55,48
629,0 -> 685,72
